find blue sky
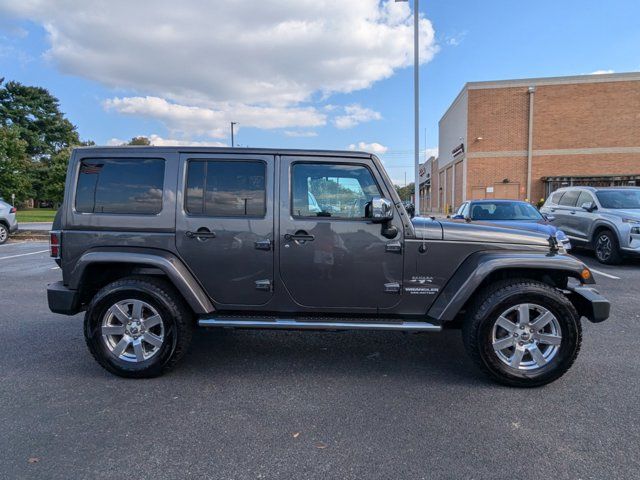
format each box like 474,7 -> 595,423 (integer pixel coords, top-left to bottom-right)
1,0 -> 638,184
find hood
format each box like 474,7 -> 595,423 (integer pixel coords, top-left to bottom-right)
609,209 -> 640,220
483,219 -> 557,235
412,217 -> 550,247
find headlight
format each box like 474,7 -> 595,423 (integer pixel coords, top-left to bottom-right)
631,227 -> 640,235
555,230 -> 567,240
622,218 -> 640,224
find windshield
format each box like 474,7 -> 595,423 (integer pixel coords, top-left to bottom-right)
596,190 -> 640,209
469,202 -> 543,221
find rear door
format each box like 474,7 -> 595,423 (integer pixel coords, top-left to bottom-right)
555,190 -> 581,238
573,190 -> 597,241
278,156 -> 404,312
176,153 -> 274,307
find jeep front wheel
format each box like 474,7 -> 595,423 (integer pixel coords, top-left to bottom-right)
84,277 -> 193,378
462,279 -> 582,387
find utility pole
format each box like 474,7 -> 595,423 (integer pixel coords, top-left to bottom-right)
396,0 -> 420,215
230,122 -> 238,147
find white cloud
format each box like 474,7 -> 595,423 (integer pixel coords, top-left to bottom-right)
107,134 -> 227,147
348,142 -> 388,155
283,130 -> 318,138
425,147 -> 438,159
103,96 -> 326,139
444,31 -> 467,47
0,0 -> 438,107
590,70 -> 615,75
334,104 -> 382,129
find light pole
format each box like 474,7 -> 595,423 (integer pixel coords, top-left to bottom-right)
230,122 -> 238,147
395,0 -> 420,215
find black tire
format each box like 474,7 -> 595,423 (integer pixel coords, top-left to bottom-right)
594,229 -> 622,265
0,223 -> 8,245
84,276 -> 194,378
462,279 -> 582,388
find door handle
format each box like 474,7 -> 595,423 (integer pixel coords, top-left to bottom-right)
186,229 -> 216,239
284,233 -> 315,242
570,211 -> 576,215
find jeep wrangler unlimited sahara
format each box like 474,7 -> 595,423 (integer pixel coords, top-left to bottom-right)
47,147 -> 610,386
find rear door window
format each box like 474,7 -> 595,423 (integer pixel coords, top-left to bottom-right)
185,160 -> 266,217
558,190 -> 580,207
576,191 -> 595,208
75,158 -> 165,214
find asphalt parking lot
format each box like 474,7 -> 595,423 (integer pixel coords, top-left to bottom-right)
1,241 -> 639,479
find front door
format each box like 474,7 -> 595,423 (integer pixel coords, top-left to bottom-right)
278,156 -> 404,312
176,153 -> 274,307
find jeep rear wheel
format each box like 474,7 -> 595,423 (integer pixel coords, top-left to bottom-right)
84,277 -> 193,378
462,279 -> 581,387
594,230 -> 622,265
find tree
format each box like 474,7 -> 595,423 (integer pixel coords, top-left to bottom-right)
128,136 -> 151,146
395,183 -> 415,201
0,125 -> 32,202
43,140 -> 95,203
0,79 -> 80,158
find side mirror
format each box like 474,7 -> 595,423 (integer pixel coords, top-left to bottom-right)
368,196 -> 394,223
581,202 -> 596,212
544,214 -> 556,222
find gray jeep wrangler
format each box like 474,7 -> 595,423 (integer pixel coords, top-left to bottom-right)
47,147 -> 610,386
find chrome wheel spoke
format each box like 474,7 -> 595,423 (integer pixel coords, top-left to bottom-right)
537,333 -> 562,346
143,314 -> 162,329
132,338 -> 145,362
112,336 -> 131,358
492,336 -> 515,351
142,332 -> 163,348
495,315 -> 518,333
517,304 -> 530,325
510,347 -> 525,369
131,300 -> 144,321
111,304 -> 130,324
102,325 -> 125,335
530,311 -> 554,330
528,345 -> 547,367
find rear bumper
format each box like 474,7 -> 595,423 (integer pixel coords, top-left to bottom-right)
567,285 -> 610,323
47,281 -> 81,315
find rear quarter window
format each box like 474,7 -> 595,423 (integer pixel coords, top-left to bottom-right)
549,192 -> 564,205
75,158 -> 165,214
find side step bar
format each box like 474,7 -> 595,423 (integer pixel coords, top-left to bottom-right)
198,318 -> 441,332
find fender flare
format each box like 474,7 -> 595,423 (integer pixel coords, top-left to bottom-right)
69,248 -> 214,314
427,251 -> 593,322
589,220 -> 620,244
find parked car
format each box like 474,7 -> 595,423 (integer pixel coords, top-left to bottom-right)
401,201 -> 415,217
452,199 -> 571,251
0,199 -> 18,244
47,146 -> 609,387
540,186 -> 640,264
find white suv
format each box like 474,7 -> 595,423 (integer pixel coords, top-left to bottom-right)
0,199 -> 18,244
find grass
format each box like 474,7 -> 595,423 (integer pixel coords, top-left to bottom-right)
16,208 -> 57,223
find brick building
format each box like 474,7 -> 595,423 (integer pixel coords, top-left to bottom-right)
431,72 -> 640,213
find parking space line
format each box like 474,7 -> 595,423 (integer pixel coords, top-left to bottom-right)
589,268 -> 620,280
0,249 -> 49,261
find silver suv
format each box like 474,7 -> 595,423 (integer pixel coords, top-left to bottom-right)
540,187 -> 640,264
0,199 -> 18,244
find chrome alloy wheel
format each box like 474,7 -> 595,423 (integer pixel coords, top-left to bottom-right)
101,299 -> 165,362
0,225 -> 7,243
491,303 -> 562,371
595,234 -> 612,261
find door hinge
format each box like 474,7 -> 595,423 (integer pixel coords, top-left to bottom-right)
385,241 -> 402,253
254,239 -> 272,251
384,282 -> 401,293
255,279 -> 273,292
